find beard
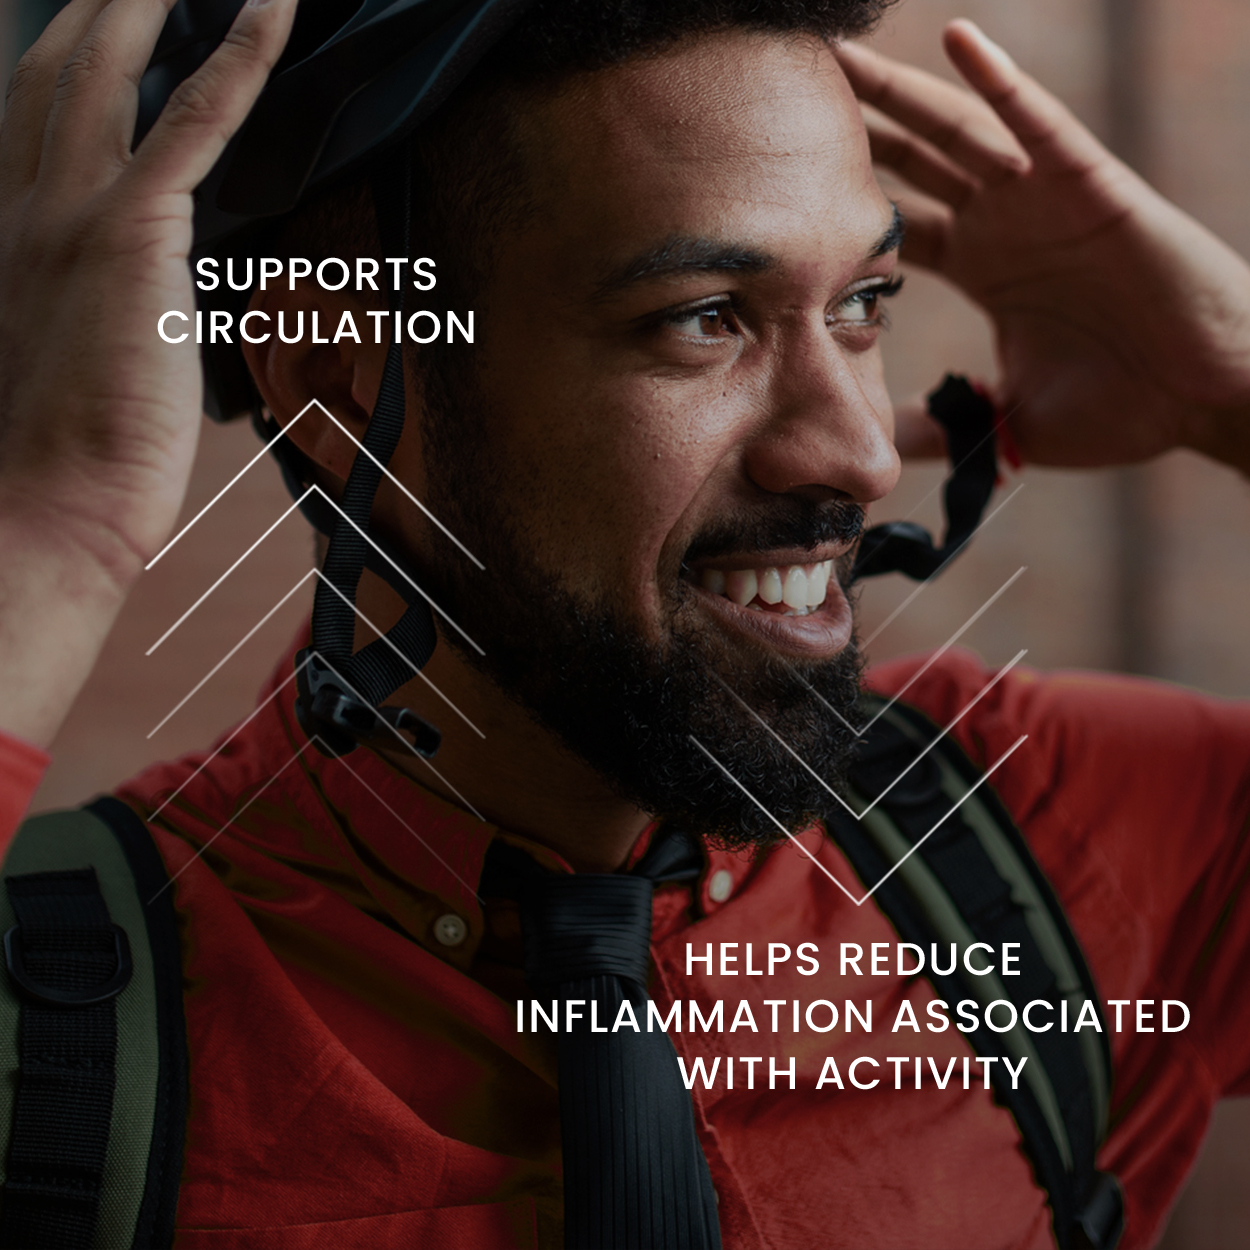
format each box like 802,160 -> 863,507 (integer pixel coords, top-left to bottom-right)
415,364 -> 867,849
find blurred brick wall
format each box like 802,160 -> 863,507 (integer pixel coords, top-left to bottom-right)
4,1 -> 1248,1244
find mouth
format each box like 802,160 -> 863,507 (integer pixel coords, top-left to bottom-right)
696,559 -> 835,615
683,551 -> 854,659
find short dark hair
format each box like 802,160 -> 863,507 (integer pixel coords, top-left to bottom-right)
483,0 -> 892,78
281,0 -> 893,299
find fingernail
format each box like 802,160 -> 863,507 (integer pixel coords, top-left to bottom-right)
970,24 -> 1017,75
246,0 -> 275,9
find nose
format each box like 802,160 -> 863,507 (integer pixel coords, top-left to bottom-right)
740,324 -> 900,507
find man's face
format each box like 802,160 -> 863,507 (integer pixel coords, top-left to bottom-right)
394,30 -> 903,843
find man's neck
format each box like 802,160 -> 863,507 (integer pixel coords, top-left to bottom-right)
372,640 -> 652,873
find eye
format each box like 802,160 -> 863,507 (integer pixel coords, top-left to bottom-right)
661,300 -> 739,338
832,276 -> 905,326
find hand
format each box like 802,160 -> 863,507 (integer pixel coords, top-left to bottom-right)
838,21 -> 1250,473
0,0 -> 296,747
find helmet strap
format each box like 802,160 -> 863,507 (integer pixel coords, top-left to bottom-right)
295,149 -> 441,758
850,374 -> 1000,583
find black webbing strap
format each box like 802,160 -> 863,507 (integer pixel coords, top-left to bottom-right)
252,409 -> 429,608
829,696 -> 1123,1250
295,151 -> 441,756
311,153 -> 437,697
0,799 -> 188,1250
851,374 -> 999,583
88,796 -> 189,1250
0,869 -> 131,1249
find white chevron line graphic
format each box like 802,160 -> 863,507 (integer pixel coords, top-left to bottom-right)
714,648 -> 1027,820
712,675 -> 857,819
147,660 -> 309,821
855,564 -> 1026,733
689,734 -> 866,903
146,652 -> 487,900
305,652 -> 486,826
850,649 -> 1025,815
702,558 -> 1029,889
147,730 -> 484,907
896,398 -> 1024,524
149,567 -> 482,772
309,575 -> 485,739
147,568 -> 319,739
139,395 -> 488,812
786,565 -> 1027,740
148,733 -> 320,902
146,488 -> 313,654
861,736 -> 1027,899
146,484 -> 480,657
303,484 -> 483,655
690,732 -> 1028,905
146,398 -> 483,571
331,742 -> 487,878
861,480 -> 1026,648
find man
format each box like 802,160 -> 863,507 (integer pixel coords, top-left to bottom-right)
0,0 -> 1247,1246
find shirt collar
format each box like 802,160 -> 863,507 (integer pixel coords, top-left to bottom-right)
155,631 -> 756,971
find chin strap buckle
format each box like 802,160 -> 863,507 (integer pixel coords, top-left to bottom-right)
850,373 -> 1001,584
294,649 -> 441,760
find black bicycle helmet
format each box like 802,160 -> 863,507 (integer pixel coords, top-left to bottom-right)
137,0 -> 535,422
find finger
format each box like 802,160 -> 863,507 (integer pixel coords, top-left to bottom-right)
128,0 -> 297,195
38,0 -> 185,190
942,20 -> 1113,176
836,40 -> 1030,185
861,102 -> 979,209
891,398 -> 948,460
0,0 -> 113,189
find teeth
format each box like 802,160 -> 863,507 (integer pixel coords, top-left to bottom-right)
782,566 -> 809,611
806,561 -> 830,608
698,559 -> 834,613
725,569 -> 758,607
759,567 -> 784,605
700,568 -> 726,596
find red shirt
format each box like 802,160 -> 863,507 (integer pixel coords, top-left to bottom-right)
3,643 -> 1248,1249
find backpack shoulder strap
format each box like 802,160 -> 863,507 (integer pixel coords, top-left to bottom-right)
830,693 -> 1124,1250
0,796 -> 187,1250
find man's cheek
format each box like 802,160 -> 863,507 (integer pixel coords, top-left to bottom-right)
560,407 -> 708,524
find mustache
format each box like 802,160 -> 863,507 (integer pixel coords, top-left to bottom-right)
683,499 -> 866,565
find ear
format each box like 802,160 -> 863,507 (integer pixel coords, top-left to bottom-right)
240,280 -> 389,484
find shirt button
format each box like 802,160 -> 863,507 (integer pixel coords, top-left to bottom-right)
708,870 -> 734,903
433,914 -> 467,947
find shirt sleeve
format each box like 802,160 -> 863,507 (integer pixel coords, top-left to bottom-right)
0,730 -> 50,862
865,651 -> 1250,1245
868,650 -> 1250,1094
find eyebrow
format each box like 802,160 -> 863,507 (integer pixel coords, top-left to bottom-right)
591,237 -> 775,300
592,203 -> 907,301
870,203 -> 907,258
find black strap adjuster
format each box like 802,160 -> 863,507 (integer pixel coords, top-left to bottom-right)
4,922 -> 132,1007
295,648 -> 441,758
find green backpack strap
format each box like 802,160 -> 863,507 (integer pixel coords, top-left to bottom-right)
831,693 -> 1124,1250
0,796 -> 187,1250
